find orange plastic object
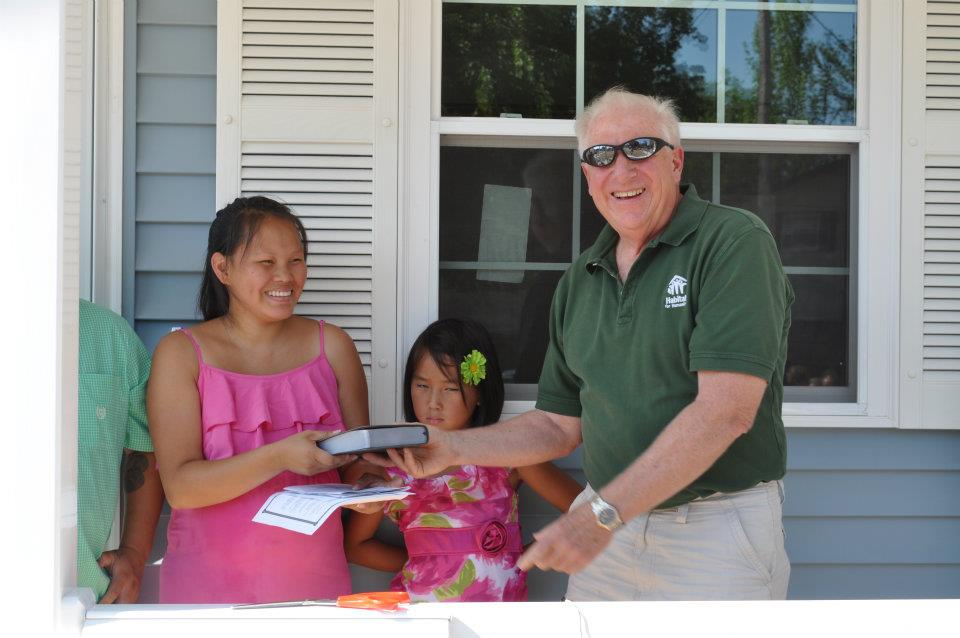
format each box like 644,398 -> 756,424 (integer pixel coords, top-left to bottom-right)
335,591 -> 410,611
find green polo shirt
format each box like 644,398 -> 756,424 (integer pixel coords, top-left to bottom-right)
536,184 -> 793,508
78,299 -> 153,600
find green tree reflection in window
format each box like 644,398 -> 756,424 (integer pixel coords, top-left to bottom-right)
726,10 -> 856,125
442,4 -> 577,118
585,7 -> 717,123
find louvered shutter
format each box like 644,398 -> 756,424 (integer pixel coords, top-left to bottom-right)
903,1 -> 960,428
217,0 -> 399,422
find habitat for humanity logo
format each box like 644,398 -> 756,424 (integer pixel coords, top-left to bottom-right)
664,275 -> 688,309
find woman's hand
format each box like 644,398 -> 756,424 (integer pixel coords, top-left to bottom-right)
275,430 -> 356,475
343,473 -> 405,514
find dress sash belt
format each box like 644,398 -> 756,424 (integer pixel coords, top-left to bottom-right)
404,521 -> 522,557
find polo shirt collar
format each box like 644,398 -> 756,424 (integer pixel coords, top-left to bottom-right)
584,183 -> 708,275
654,183 -> 709,247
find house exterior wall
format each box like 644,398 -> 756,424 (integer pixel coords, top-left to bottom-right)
123,0 -> 216,341
125,0 -> 960,601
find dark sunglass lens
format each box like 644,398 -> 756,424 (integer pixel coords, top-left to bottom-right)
585,145 -> 615,167
623,137 -> 657,160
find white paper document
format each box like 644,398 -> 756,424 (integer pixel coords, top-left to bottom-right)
253,483 -> 411,535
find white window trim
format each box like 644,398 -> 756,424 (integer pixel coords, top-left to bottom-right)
400,0 -> 901,428
79,0 -> 94,301
87,0 -> 126,314
60,0 -> 128,624
59,0 -> 127,564
897,0 -> 923,430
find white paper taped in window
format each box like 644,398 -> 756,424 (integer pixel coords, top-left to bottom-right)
477,184 -> 532,284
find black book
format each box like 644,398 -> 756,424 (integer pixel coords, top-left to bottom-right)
316,424 -> 429,455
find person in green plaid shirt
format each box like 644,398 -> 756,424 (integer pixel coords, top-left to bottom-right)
78,299 -> 164,603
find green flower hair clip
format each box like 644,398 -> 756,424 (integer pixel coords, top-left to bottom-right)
460,349 -> 487,386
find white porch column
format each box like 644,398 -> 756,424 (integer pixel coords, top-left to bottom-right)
0,0 -> 82,632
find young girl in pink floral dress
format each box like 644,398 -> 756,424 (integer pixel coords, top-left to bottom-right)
344,319 -> 582,602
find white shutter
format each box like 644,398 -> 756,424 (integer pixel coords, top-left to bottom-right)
902,1 -> 960,428
217,0 -> 399,422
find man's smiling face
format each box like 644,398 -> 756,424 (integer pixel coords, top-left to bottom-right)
581,104 -> 684,247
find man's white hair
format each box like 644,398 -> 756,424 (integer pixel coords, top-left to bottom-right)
575,86 -> 682,151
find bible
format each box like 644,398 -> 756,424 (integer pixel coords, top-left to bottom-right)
316,424 -> 429,455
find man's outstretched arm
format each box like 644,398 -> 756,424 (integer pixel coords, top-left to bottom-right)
369,409 -> 582,477
518,370 -> 767,574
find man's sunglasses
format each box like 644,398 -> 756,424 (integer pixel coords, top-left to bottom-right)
580,136 -> 675,168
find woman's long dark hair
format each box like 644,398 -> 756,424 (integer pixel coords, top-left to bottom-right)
197,196 -> 308,321
402,318 -> 505,427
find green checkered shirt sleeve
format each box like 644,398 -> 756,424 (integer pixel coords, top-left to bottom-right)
124,331 -> 153,452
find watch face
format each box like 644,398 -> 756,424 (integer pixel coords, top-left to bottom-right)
598,508 -> 616,527
591,496 -> 621,530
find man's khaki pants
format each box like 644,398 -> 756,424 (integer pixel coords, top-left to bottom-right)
565,481 -> 790,601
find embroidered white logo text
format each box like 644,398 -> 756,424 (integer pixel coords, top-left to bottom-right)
664,275 -> 688,309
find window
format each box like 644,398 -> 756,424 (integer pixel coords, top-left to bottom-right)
440,0 -> 856,124
432,0 -> 864,408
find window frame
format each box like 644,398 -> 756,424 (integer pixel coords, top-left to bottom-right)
400,0 -> 901,428
86,0 -> 127,314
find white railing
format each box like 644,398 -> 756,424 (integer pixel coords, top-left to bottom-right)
77,599 -> 957,637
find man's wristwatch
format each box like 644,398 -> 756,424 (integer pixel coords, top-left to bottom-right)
589,493 -> 624,532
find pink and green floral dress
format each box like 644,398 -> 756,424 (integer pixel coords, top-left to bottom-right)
384,465 -> 528,602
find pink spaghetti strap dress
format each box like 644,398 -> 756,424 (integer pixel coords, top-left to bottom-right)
159,321 -> 352,604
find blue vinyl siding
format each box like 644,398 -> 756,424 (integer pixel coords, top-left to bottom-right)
137,24 -> 215,76
789,565 -> 960,600
781,429 -> 960,599
136,0 -> 216,25
124,0 -> 214,350
136,174 -> 215,222
126,1 -> 960,602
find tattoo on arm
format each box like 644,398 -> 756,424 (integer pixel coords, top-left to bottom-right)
123,452 -> 148,493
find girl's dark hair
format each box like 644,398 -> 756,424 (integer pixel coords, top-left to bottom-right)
403,318 -> 504,428
197,196 -> 308,321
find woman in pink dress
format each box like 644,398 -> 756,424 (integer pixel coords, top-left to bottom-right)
344,319 -> 582,601
148,196 -> 373,604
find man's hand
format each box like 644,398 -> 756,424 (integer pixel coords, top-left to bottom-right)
362,424 -> 455,478
343,473 -> 405,515
517,501 -> 613,574
97,546 -> 148,604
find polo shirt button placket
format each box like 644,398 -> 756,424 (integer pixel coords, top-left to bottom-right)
617,283 -> 633,325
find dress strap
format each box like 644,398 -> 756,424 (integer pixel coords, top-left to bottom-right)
317,319 -> 326,357
179,328 -> 205,366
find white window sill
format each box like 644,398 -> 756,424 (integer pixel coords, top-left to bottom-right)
502,401 -> 898,428
77,599 -> 956,637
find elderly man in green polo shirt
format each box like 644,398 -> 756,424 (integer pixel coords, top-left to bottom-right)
78,299 -> 164,602
376,87 -> 793,600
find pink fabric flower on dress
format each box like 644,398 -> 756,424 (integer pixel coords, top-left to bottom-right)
477,521 -> 508,556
